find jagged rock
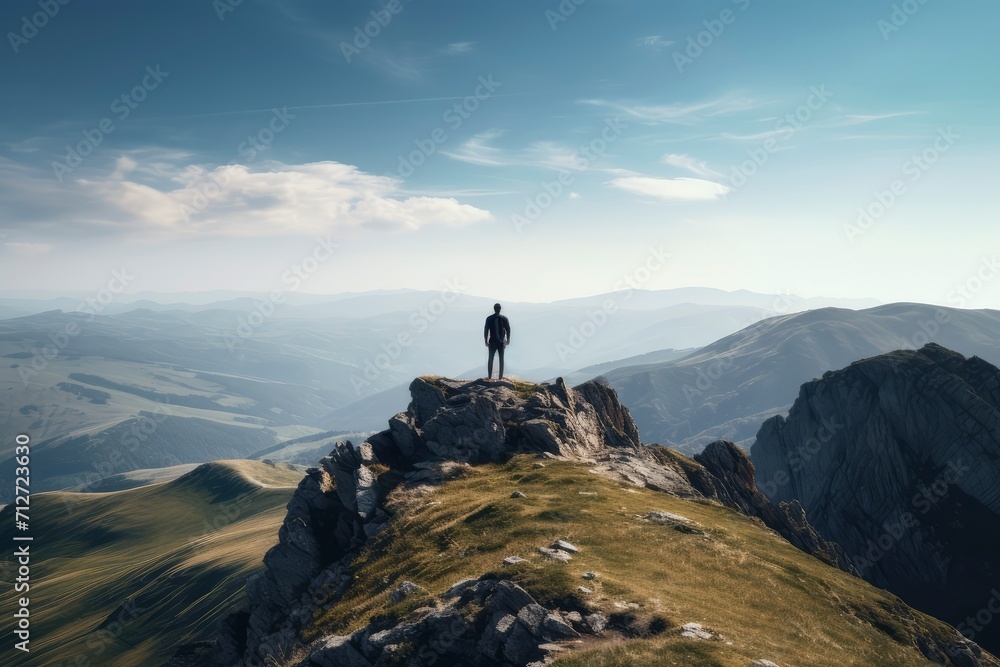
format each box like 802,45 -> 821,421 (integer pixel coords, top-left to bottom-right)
752,344 -> 1000,654
306,578 -> 582,667
503,556 -> 526,565
582,572 -> 597,580
174,372 -> 986,667
511,490 -> 527,498
550,539 -> 579,553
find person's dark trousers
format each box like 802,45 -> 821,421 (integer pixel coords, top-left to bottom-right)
488,343 -> 505,379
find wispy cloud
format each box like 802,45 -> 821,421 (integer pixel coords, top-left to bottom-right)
441,41 -> 475,56
440,130 -> 511,167
579,97 -> 761,125
825,112 -> 921,127
660,153 -> 723,178
442,132 -> 611,172
609,176 -> 730,202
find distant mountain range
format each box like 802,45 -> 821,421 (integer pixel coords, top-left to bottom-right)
603,303 -> 1000,453
0,287 -> 882,500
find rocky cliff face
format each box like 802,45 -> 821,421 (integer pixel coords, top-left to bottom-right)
168,373 -> 987,666
163,377 -> 844,666
752,343 -> 1000,654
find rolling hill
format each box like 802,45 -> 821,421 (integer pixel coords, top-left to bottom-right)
0,460 -> 303,667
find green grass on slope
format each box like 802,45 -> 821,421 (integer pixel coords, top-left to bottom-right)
310,457 -> 967,667
0,460 -> 302,667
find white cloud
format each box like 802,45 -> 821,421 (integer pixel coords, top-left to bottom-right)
636,35 -> 674,51
661,154 -> 723,178
81,158 -> 491,236
609,176 -> 730,202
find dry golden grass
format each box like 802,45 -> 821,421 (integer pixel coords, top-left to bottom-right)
310,456 -> 963,667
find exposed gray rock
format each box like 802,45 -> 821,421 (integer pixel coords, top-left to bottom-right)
550,539 -> 579,553
537,547 -> 573,562
169,370 -> 992,667
749,660 -> 780,667
680,622 -> 715,640
388,580 -> 423,605
752,344 -> 1000,655
503,556 -> 526,565
511,490 -> 528,498
305,578 -> 583,667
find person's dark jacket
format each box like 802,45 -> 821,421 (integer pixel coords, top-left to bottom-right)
484,314 -> 510,347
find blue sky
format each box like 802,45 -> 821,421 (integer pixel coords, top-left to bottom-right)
1,0 -> 998,305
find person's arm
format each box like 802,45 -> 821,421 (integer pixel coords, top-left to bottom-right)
503,317 -> 511,345
484,317 -> 490,346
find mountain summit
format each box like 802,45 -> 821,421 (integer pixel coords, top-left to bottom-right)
169,375 -> 995,667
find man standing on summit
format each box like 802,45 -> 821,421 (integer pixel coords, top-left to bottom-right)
484,303 -> 511,381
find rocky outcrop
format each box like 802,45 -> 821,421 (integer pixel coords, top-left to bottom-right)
307,578 -> 584,667
167,376 -> 887,665
693,440 -> 856,574
752,344 -> 1000,654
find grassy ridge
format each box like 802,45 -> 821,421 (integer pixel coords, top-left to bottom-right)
0,461 -> 301,667
311,457 -> 962,667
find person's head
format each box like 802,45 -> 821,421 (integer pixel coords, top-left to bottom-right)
493,303 -> 502,313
